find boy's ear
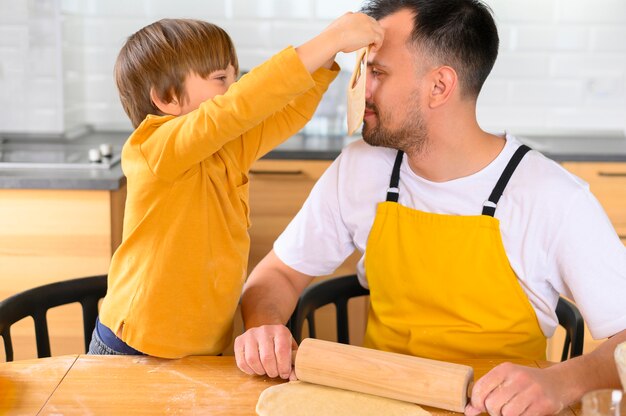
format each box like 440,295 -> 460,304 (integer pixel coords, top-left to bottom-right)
150,87 -> 182,116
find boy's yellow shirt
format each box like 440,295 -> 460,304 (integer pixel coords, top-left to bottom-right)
99,47 -> 339,358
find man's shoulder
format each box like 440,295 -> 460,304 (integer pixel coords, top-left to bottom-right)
523,150 -> 586,184
512,146 -> 589,204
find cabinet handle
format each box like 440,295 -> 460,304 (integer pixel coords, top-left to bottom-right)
249,169 -> 304,176
598,172 -> 626,177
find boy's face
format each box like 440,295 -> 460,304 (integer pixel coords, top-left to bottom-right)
178,65 -> 237,115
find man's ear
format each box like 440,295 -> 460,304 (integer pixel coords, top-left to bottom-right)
150,87 -> 182,116
428,66 -> 457,109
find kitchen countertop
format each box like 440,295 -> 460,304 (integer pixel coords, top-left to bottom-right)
1,130 -> 625,190
0,354 -> 580,415
517,133 -> 626,162
0,131 -> 127,191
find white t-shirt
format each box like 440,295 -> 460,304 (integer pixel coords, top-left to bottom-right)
274,134 -> 626,340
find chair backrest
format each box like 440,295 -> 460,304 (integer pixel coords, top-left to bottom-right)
0,274 -> 107,361
555,296 -> 585,360
290,274 -> 584,361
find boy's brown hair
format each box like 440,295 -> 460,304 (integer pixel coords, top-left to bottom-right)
115,19 -> 239,127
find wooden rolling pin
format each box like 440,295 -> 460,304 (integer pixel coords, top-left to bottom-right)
294,338 -> 474,412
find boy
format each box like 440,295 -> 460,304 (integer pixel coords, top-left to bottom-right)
90,15 -> 383,358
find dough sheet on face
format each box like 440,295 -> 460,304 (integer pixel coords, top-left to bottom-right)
256,381 -> 432,416
347,47 -> 369,136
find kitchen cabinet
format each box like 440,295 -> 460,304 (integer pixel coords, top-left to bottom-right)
0,186 -> 126,360
247,159 -> 361,277
224,159 -> 364,354
247,159 -> 332,273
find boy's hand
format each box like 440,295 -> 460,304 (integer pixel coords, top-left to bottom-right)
296,12 -> 384,73
323,12 -> 384,54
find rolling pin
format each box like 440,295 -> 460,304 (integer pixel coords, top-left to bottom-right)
294,338 -> 474,413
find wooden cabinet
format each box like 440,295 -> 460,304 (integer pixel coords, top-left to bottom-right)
247,159 -> 331,273
0,186 -> 126,361
225,159 -> 365,354
247,158 -> 361,279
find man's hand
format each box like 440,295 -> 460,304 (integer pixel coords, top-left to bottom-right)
234,324 -> 297,380
236,251 -> 313,379
465,363 -> 566,416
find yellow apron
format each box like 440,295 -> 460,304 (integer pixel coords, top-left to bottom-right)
363,145 -> 546,360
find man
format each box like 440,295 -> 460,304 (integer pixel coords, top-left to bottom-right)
235,1 -> 626,414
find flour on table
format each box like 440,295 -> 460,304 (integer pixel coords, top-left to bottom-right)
256,381 -> 432,416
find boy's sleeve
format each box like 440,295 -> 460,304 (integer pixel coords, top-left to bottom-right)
139,47 -> 320,180
231,63 -> 340,171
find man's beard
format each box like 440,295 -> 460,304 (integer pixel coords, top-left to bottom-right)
362,97 -> 428,155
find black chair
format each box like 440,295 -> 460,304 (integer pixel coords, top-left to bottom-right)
555,296 -> 585,361
0,274 -> 108,361
290,274 -> 584,361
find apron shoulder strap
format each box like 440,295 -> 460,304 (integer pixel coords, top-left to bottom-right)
386,150 -> 404,202
482,144 -> 532,217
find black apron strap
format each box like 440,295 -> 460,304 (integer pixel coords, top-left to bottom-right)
386,150 -> 404,202
482,144 -> 532,217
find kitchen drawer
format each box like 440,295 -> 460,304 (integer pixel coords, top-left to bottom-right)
562,162 -> 626,243
248,159 -> 332,272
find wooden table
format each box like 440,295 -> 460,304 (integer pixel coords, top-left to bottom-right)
0,355 -> 581,415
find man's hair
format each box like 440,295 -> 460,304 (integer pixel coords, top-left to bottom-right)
115,19 -> 239,127
361,0 -> 498,99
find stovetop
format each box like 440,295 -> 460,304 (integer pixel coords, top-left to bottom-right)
0,141 -> 121,170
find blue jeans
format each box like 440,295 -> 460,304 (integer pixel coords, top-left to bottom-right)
88,317 -> 145,355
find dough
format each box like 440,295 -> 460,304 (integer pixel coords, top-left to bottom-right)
256,381 -> 432,416
346,47 -> 369,136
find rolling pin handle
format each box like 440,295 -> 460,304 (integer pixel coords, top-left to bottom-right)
467,380 -> 474,398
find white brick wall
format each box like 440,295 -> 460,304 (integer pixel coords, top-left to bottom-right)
0,0 -> 64,133
0,0 -> 625,135
483,0 -> 626,133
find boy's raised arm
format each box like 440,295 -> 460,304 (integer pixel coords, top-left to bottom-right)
296,12 -> 384,73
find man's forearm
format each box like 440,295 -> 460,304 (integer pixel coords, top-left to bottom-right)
550,328 -> 626,405
240,250 -> 314,330
240,283 -> 298,329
